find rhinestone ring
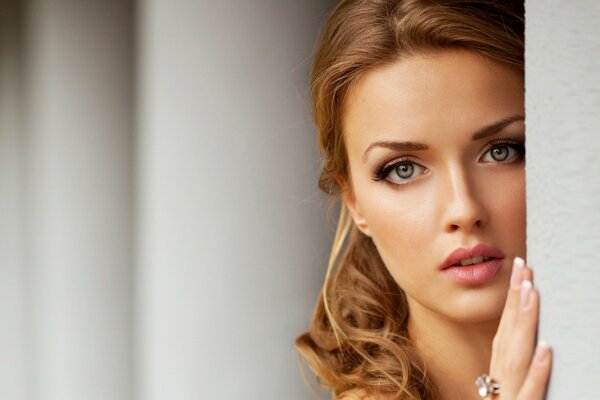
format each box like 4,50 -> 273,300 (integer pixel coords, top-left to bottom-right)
475,374 -> 501,398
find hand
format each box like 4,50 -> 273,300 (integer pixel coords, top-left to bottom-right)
487,257 -> 553,399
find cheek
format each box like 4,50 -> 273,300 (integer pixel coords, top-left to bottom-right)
492,172 -> 527,249
352,166 -> 526,289
484,167 -> 525,218
357,187 -> 434,279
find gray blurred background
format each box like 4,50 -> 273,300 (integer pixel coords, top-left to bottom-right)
1,0 -> 334,398
1,0 -> 600,399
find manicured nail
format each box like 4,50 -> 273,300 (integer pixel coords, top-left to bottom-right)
511,257 -> 525,289
534,340 -> 550,364
514,256 -> 525,268
520,280 -> 533,310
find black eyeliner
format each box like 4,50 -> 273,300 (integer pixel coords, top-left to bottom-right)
372,156 -> 417,182
483,138 -> 526,160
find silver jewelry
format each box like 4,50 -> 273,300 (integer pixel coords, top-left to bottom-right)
475,374 -> 501,398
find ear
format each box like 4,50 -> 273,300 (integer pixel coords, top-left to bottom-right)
342,189 -> 371,237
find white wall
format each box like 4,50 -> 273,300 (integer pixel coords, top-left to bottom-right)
525,1 -> 600,398
135,1 -> 333,398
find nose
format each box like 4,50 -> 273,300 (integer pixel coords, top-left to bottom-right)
441,166 -> 489,234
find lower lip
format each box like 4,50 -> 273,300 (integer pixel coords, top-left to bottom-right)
441,258 -> 504,285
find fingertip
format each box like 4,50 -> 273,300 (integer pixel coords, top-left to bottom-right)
521,266 -> 534,284
533,340 -> 551,365
510,262 -> 524,290
513,256 -> 525,268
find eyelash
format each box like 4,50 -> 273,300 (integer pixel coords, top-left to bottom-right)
372,139 -> 526,186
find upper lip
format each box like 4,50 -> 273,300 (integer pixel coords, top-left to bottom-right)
440,243 -> 505,270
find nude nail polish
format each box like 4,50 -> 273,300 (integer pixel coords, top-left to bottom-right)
511,257 -> 525,289
534,340 -> 550,364
520,280 -> 533,310
514,256 -> 525,268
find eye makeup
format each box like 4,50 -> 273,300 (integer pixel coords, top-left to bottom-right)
370,137 -> 526,188
481,138 -> 525,162
372,156 -> 427,183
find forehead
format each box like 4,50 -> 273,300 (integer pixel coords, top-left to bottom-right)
342,50 -> 524,152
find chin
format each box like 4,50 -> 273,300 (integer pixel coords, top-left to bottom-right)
445,290 -> 506,324
448,308 -> 503,326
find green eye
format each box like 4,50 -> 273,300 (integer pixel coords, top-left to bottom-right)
394,163 -> 414,179
480,141 -> 525,163
375,159 -> 427,185
389,161 -> 426,184
490,145 -> 510,161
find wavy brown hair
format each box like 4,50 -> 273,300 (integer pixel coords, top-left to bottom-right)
295,0 -> 524,399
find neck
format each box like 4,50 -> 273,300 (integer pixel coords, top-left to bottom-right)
406,297 -> 499,400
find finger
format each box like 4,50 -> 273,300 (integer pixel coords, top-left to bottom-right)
510,283 -> 539,384
491,281 -> 539,393
522,264 -> 533,285
517,341 -> 553,400
495,257 -> 525,340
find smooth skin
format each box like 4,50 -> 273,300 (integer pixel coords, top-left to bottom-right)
492,258 -> 553,399
340,49 -> 552,399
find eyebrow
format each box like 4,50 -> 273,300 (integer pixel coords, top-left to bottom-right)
362,114 -> 525,163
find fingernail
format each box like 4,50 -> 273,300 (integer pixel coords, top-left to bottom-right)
534,340 -> 550,364
514,256 -> 525,268
511,257 -> 525,289
520,280 -> 533,310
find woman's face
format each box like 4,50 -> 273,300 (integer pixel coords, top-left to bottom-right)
342,49 -> 525,324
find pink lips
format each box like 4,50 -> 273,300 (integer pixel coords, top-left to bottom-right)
440,243 -> 505,285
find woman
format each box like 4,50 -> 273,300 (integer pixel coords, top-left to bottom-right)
295,0 -> 553,399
